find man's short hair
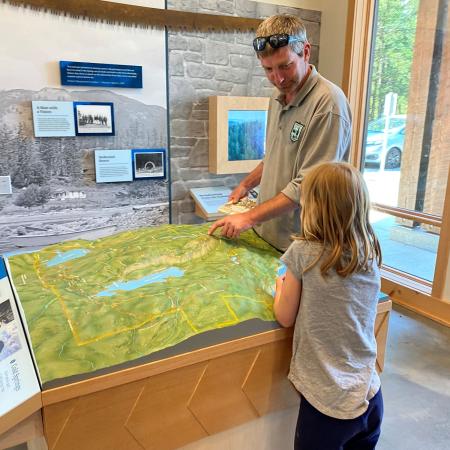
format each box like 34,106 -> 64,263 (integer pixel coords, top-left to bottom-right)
255,14 -> 308,57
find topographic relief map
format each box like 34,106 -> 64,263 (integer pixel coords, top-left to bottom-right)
6,224 -> 282,384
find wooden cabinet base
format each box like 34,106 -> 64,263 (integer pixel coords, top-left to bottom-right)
0,411 -> 46,450
42,300 -> 391,450
42,340 -> 297,450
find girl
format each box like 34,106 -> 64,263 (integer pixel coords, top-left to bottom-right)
274,162 -> 383,450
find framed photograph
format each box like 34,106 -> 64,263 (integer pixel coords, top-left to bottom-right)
74,102 -> 115,136
209,96 -> 270,174
132,149 -> 166,179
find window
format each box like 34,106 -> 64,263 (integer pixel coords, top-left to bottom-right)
357,0 -> 448,287
344,0 -> 450,319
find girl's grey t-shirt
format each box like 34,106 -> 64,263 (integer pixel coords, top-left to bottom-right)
281,240 -> 381,420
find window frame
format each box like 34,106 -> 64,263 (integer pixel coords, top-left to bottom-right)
343,0 -> 450,325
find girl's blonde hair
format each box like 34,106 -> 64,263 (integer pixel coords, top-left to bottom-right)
296,162 -> 382,277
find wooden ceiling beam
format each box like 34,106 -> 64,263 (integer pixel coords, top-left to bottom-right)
4,0 -> 262,31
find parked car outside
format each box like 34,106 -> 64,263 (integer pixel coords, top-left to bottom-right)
364,115 -> 406,169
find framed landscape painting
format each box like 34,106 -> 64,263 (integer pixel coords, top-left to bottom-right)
209,96 -> 269,174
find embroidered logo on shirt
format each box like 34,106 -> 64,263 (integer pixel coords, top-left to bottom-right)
290,121 -> 304,142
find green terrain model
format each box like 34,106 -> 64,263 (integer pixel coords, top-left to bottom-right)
7,224 -> 282,384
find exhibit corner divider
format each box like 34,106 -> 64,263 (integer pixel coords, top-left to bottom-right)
0,257 -> 42,436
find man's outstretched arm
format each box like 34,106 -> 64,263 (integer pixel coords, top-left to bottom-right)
208,192 -> 297,239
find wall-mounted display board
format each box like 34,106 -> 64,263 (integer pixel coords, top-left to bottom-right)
209,96 -> 270,175
94,149 -> 166,182
94,150 -> 133,183
60,61 -> 143,89
31,101 -> 76,137
32,100 -> 116,137
0,258 -> 41,436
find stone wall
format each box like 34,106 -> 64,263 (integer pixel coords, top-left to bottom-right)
167,0 -> 321,223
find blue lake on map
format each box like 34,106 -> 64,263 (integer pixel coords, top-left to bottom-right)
270,262 -> 287,297
46,249 -> 90,267
277,263 -> 286,276
97,267 -> 185,297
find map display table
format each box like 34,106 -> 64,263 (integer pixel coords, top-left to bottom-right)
2,224 -> 392,450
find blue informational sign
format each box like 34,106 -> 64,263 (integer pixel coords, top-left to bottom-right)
60,61 -> 143,88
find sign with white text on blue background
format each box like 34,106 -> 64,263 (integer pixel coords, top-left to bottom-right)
60,61 -> 143,88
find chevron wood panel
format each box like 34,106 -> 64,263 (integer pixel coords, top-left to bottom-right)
375,306 -> 391,373
44,380 -> 146,450
43,398 -> 78,449
187,348 -> 260,435
125,362 -> 208,450
242,339 -> 299,416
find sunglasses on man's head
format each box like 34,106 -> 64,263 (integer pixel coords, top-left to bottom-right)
253,34 -> 303,52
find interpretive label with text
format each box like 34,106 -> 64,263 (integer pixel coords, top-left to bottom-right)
60,61 -> 143,88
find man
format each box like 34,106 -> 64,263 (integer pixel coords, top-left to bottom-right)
208,14 -> 352,251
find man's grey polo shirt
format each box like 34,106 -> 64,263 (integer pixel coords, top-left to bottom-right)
254,66 -> 352,251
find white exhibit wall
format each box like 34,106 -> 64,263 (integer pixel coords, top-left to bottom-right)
261,0 -> 349,88
0,3 -> 166,107
0,1 -> 170,255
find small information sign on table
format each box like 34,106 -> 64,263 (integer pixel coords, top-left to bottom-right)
189,186 -> 231,221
